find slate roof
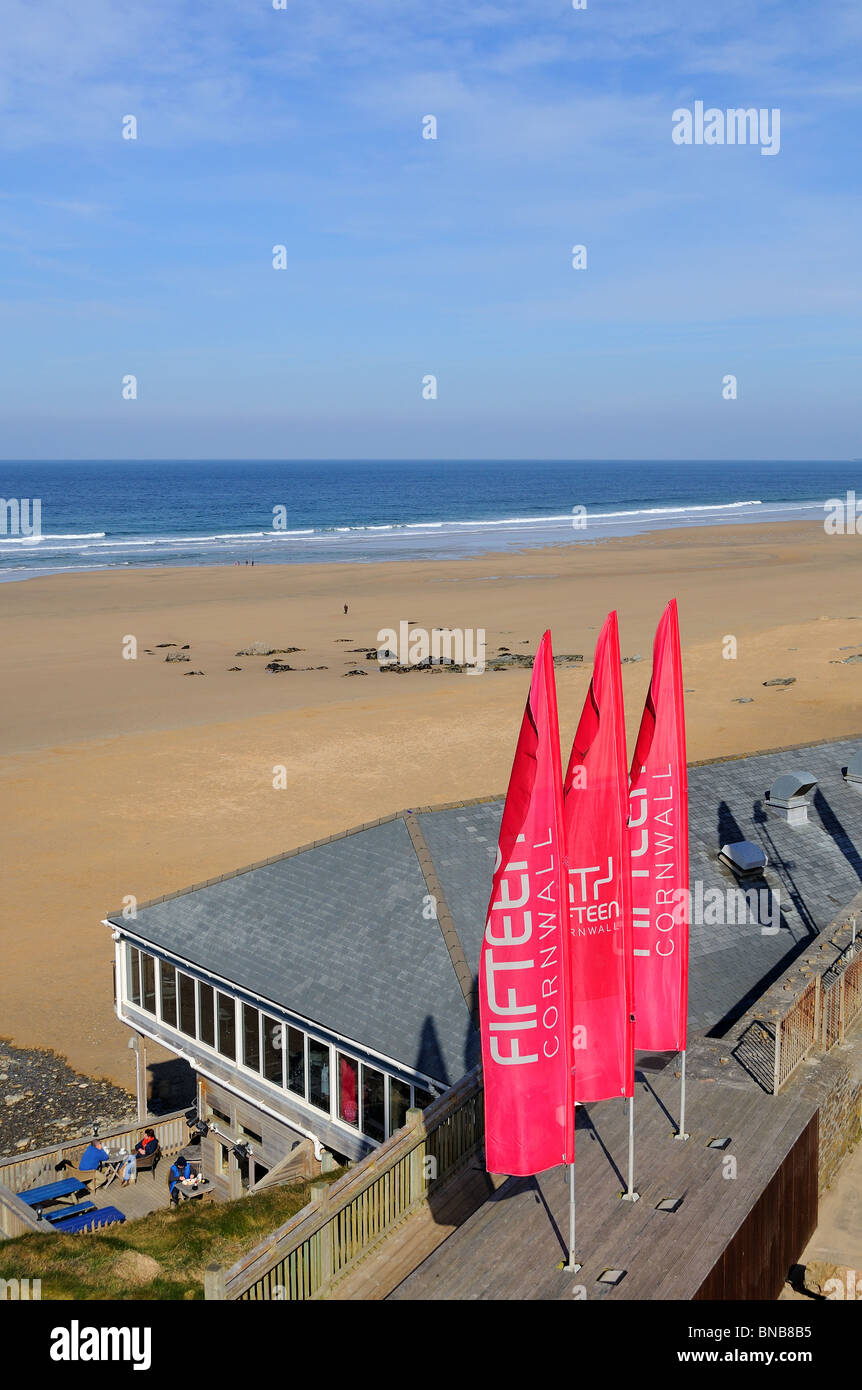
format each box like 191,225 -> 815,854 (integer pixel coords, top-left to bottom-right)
109,736 -> 862,1084
111,816 -> 478,1087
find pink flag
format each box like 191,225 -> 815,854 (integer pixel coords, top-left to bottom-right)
479,631 -> 573,1176
629,599 -> 689,1052
563,612 -> 634,1102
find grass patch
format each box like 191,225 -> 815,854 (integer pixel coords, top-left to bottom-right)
0,1172 -> 343,1300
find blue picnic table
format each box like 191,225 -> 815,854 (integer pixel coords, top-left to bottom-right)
53,1205 -> 126,1234
18,1177 -> 88,1212
44,1200 -> 97,1224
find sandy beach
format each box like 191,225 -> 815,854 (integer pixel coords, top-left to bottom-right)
2,519 -> 861,1098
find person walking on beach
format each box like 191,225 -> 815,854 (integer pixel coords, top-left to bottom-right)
344,604 -> 348,614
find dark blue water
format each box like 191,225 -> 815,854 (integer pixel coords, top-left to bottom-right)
0,459 -> 857,579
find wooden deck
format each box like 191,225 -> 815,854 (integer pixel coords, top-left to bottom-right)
55,1155 -> 214,1227
387,1046 -> 822,1301
328,1162 -> 507,1300
80,1168 -> 179,1223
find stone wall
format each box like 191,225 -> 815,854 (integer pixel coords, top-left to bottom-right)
817,1048 -> 862,1192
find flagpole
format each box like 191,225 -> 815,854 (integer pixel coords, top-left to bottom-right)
621,1090 -> 640,1200
674,1050 -> 690,1141
563,1105 -> 581,1272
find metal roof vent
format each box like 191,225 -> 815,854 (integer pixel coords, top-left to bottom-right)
766,771 -> 817,825
844,751 -> 862,793
718,841 -> 768,875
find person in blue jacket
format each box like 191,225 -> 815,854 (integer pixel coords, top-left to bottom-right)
168,1154 -> 193,1205
78,1139 -> 110,1172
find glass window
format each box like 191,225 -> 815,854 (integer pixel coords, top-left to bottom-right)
286,1028 -> 305,1097
126,944 -> 141,1006
141,954 -> 156,1014
242,1004 -> 261,1072
308,1039 -> 331,1113
413,1085 -> 434,1111
389,1077 -> 412,1136
362,1065 -> 385,1142
198,983 -> 215,1047
178,973 -> 196,1037
217,992 -> 236,1060
263,1018 -> 284,1087
217,1142 -> 229,1176
338,1054 -> 359,1127
159,961 -> 177,1027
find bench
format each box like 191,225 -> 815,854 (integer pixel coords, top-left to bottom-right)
43,1200 -> 97,1224
18,1177 -> 88,1211
53,1205 -> 126,1234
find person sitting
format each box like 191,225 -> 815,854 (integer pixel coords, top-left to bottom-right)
78,1138 -> 110,1172
121,1128 -> 158,1185
68,1138 -> 110,1193
168,1154 -> 193,1205
56,1140 -> 106,1185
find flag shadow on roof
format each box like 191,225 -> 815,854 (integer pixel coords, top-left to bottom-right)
813,788 -> 862,886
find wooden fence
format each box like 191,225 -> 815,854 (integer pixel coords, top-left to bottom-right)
208,1066 -> 482,1301
772,977 -> 820,1093
820,946 -> 862,1054
772,942 -> 862,1093
0,1109 -> 190,1239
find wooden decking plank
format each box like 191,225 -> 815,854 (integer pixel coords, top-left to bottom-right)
389,1062 -> 821,1302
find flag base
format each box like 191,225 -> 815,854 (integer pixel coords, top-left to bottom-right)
673,1131 -> 690,1142
619,1190 -> 640,1202
560,1260 -> 582,1273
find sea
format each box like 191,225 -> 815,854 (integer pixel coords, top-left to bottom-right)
0,459 -> 858,581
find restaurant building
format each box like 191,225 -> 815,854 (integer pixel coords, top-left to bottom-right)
107,807 -> 487,1197
108,736 -> 862,1199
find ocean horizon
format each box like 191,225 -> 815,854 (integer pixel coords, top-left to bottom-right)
0,458 -> 858,581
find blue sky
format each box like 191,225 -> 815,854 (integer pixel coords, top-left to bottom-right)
0,0 -> 860,459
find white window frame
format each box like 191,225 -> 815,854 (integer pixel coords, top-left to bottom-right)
118,942 -> 443,1142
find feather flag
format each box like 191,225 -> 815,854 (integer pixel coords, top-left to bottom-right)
479,631 -> 573,1175
563,612 -> 635,1102
629,599 -> 689,1051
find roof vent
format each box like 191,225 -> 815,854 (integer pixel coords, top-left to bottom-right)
844,751 -> 862,793
718,841 -> 768,875
766,771 -> 817,825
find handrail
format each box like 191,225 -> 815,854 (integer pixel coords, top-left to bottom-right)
821,942 -> 862,1053
214,1065 -> 483,1300
770,937 -> 862,1093
0,1181 -> 46,1238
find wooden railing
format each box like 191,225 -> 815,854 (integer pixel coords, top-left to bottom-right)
773,977 -> 820,1093
772,941 -> 862,1093
842,950 -> 862,1031
820,945 -> 862,1054
208,1066 -> 483,1301
0,1184 -> 46,1239
0,1108 -> 190,1237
